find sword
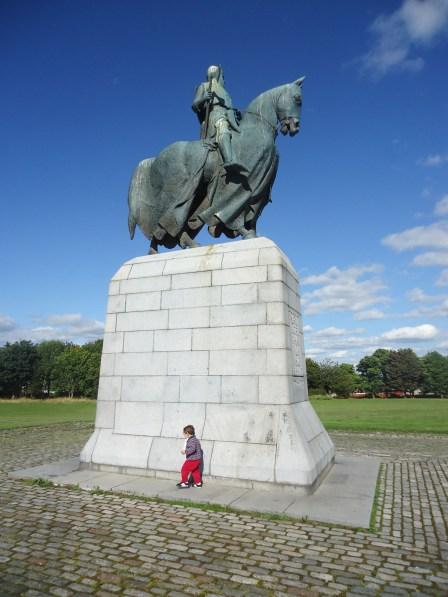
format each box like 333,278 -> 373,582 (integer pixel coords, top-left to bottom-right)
201,78 -> 213,140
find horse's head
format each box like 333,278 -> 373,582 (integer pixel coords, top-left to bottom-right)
276,77 -> 305,136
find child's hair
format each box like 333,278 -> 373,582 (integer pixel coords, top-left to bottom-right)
183,425 -> 195,436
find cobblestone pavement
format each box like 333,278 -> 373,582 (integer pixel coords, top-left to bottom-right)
1,424 -> 447,596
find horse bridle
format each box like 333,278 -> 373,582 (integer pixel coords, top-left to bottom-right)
242,110 -> 278,135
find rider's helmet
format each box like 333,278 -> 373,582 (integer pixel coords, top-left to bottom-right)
207,65 -> 225,85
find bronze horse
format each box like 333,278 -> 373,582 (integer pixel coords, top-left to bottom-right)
128,77 -> 304,253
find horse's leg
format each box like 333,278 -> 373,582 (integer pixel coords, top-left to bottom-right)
179,231 -> 199,249
148,237 -> 159,255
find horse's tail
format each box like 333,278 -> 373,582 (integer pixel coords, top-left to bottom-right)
127,158 -> 155,240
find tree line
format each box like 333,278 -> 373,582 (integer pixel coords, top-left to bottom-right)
0,340 -> 102,398
307,348 -> 448,398
1,339 -> 447,399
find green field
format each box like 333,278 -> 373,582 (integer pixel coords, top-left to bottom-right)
1,398 -> 447,434
0,399 -> 96,430
311,397 -> 448,434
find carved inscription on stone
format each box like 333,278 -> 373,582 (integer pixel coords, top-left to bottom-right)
288,307 -> 301,376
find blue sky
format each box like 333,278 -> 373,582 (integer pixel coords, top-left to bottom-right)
1,0 -> 447,363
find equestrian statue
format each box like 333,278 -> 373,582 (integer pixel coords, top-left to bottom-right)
128,65 -> 305,253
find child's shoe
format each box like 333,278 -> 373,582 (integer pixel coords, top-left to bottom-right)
176,482 -> 189,489
193,482 -> 203,488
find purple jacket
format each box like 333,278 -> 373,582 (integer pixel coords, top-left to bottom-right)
185,436 -> 202,461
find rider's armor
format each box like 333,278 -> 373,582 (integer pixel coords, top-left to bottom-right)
192,65 -> 248,175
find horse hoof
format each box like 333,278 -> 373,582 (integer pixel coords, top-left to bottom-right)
179,232 -> 199,249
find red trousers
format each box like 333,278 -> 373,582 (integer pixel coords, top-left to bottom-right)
181,459 -> 202,484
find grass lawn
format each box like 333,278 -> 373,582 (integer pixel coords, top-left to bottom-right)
311,397 -> 448,434
0,399 -> 96,430
1,398 -> 447,434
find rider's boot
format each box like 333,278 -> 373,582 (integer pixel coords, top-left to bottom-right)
219,134 -> 248,175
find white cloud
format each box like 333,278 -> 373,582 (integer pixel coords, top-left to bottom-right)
435,194 -> 448,215
359,0 -> 448,78
0,315 -> 16,332
0,313 -> 104,345
353,309 -> 386,320
407,287 -> 446,302
412,251 -> 448,266
301,265 -> 389,316
313,326 -> 365,337
381,323 -> 439,341
303,324 -> 313,332
421,153 -> 448,166
436,269 -> 448,286
382,221 -> 448,252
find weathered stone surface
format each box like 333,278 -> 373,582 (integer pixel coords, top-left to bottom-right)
81,238 -> 335,488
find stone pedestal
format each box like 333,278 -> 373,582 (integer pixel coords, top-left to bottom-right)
81,238 -> 334,490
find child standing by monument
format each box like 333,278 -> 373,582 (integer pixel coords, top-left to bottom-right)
177,425 -> 203,488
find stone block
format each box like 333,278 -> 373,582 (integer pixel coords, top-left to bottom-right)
167,351 -> 209,375
126,292 -> 161,312
267,302 -> 289,324
95,401 -> 115,428
259,281 -> 287,303
203,404 -> 278,444
148,437 -> 185,472
209,349 -> 266,376
211,442 -> 276,483
291,376 -> 308,403
221,376 -> 258,403
179,376 -> 221,403
162,286 -> 221,309
114,402 -> 164,436
210,303 -> 266,327
123,331 -> 154,353
111,264 -> 132,281
171,271 -> 211,289
129,260 -> 165,278
115,352 -> 168,376
104,314 -> 116,333
97,376 -> 121,401
109,280 -> 120,295
163,253 -> 223,275
99,354 -> 115,376
103,332 -> 124,354
161,403 -> 206,437
116,310 -> 168,331
168,306 -> 210,329
121,376 -> 179,402
221,283 -> 257,305
222,248 -> 260,268
259,375 -> 292,404
92,429 -> 152,469
192,326 -> 257,351
107,295 -> 126,313
266,348 -> 292,375
120,275 -> 171,294
154,329 -> 192,351
212,265 -> 267,286
258,324 -> 289,349
80,430 -> 99,463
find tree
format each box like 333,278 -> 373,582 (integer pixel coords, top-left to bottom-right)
53,345 -> 86,398
332,363 -> 359,397
306,358 -> 322,392
421,351 -> 448,397
357,349 -> 390,395
53,340 -> 103,398
78,340 -> 102,398
317,360 -> 359,397
385,348 -> 422,395
32,340 -> 67,397
0,341 -> 38,397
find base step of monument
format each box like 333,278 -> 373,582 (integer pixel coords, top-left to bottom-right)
9,454 -> 380,528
